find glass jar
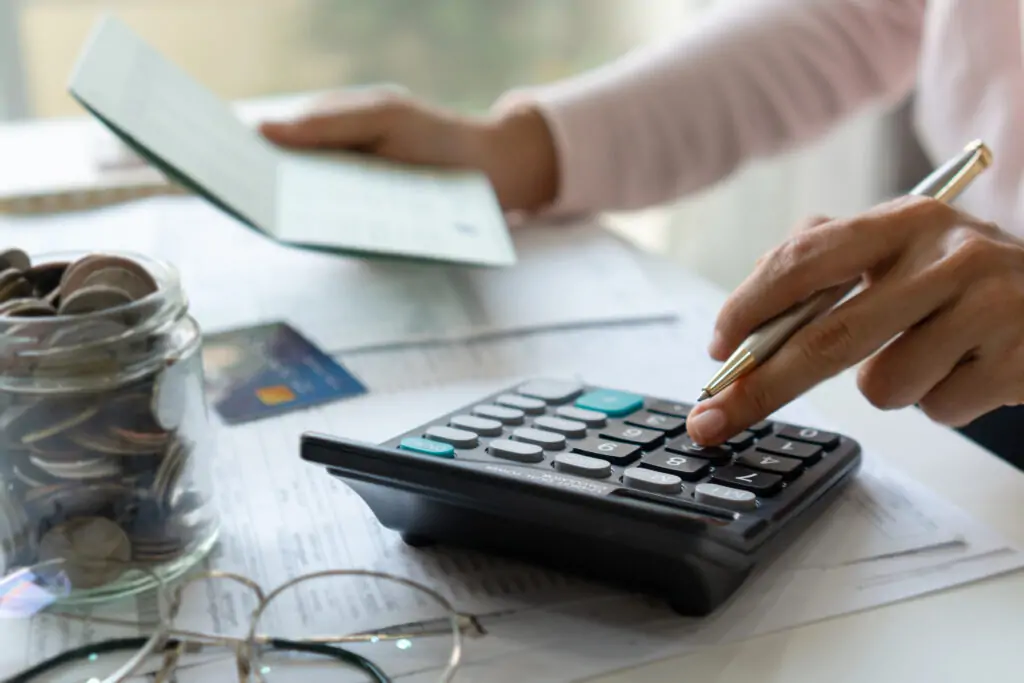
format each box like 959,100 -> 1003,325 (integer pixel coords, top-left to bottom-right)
0,249 -> 219,603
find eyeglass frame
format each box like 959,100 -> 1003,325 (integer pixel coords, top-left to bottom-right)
2,561 -> 484,683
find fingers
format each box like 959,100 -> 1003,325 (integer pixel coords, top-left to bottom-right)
917,352 -> 1023,427
688,261 -> 957,444
855,298 -> 976,410
709,196 -> 949,361
259,88 -> 407,150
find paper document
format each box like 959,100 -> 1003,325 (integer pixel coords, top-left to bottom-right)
0,198 -> 676,353
67,14 -> 515,267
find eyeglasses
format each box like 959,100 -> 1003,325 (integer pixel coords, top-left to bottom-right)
0,556 -> 500,683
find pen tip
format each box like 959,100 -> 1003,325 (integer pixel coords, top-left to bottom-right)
697,390 -> 710,402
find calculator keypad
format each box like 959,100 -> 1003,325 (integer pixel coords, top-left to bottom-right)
533,416 -> 588,439
405,380 -> 845,519
554,452 -> 612,478
625,411 -> 686,435
488,439 -> 544,463
512,427 -> 566,450
472,404 -> 526,425
571,437 -> 640,465
425,426 -> 478,449
623,467 -> 683,494
450,415 -> 503,436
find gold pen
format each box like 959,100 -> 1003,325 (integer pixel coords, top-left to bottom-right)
698,139 -> 993,402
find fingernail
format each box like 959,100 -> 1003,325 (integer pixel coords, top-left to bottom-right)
689,408 -> 727,443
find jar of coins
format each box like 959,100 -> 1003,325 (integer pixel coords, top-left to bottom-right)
0,248 -> 218,601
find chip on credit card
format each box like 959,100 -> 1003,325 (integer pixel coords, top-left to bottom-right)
200,321 -> 367,424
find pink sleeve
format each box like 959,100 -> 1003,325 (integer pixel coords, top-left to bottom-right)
496,0 -> 927,214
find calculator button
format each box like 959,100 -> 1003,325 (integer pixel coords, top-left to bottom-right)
424,426 -> 479,449
664,436 -> 731,464
599,424 -> 664,448
736,450 -> 803,478
512,427 -> 566,450
575,389 -> 644,417
748,420 -> 774,436
532,416 -> 587,439
639,451 -> 710,481
472,404 -> 525,425
710,465 -> 783,495
555,406 -> 607,427
571,437 -> 640,465
623,467 -> 683,494
516,379 -> 583,404
399,437 -> 456,459
625,411 -> 686,435
775,425 -> 839,449
450,415 -> 503,436
488,439 -> 544,463
755,436 -> 822,464
646,400 -> 691,418
694,482 -> 757,511
554,453 -> 611,478
726,431 -> 754,451
495,394 -> 546,414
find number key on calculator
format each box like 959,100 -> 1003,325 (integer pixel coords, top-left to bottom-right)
300,378 -> 861,617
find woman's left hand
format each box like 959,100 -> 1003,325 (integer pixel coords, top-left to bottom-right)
686,195 -> 1024,445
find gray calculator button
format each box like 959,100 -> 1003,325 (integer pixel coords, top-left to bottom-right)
532,416 -> 587,439
555,406 -> 607,427
449,414 -> 503,436
488,439 -> 544,463
623,467 -> 683,494
424,426 -> 478,449
495,394 -> 546,414
694,482 -> 757,511
554,453 -> 611,478
471,404 -> 525,425
511,427 -> 566,450
516,379 -> 583,403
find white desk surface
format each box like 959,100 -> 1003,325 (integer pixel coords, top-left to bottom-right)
588,251 -> 1024,683
3,106 -> 1024,683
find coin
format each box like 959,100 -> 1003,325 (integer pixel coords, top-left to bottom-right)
1,300 -> 56,317
0,269 -> 31,303
0,248 -> 30,272
81,266 -> 157,301
58,284 -> 134,315
37,517 -> 132,588
61,254 -> 158,300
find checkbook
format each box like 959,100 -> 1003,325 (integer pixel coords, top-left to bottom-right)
66,14 -> 517,268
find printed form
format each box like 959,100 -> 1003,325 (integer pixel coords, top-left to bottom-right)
67,14 -> 516,267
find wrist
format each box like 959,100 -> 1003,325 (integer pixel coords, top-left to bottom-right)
471,103 -> 559,213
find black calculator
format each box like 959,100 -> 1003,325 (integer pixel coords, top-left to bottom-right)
300,378 -> 862,616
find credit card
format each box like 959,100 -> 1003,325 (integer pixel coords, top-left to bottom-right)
200,321 -> 367,424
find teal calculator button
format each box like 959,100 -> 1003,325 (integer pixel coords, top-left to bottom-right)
399,437 -> 455,458
574,389 -> 644,417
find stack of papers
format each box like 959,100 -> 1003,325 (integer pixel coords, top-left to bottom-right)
0,197 -> 677,353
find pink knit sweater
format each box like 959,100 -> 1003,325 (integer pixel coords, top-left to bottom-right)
500,0 -> 1024,234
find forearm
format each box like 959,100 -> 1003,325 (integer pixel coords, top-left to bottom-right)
496,0 -> 926,214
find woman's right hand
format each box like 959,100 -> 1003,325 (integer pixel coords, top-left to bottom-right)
258,88 -> 560,213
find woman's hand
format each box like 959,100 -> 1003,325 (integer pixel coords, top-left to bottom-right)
686,195 -> 1024,444
258,88 -> 559,213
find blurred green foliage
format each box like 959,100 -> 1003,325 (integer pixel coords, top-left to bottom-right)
301,0 -> 632,110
